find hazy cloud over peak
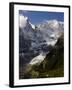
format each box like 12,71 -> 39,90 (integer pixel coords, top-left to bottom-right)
19,15 -> 28,28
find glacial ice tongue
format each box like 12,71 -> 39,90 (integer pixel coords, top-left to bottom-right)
29,53 -> 46,65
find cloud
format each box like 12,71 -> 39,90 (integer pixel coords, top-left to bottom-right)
19,15 -> 28,28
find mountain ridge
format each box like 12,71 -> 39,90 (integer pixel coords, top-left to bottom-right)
19,15 -> 64,79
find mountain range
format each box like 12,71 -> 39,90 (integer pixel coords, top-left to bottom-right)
19,15 -> 64,79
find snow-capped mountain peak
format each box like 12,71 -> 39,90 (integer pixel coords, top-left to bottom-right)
19,15 -> 35,30
48,20 -> 59,29
36,19 -> 63,31
29,22 -> 35,29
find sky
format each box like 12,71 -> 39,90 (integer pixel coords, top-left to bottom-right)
19,10 -> 64,25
